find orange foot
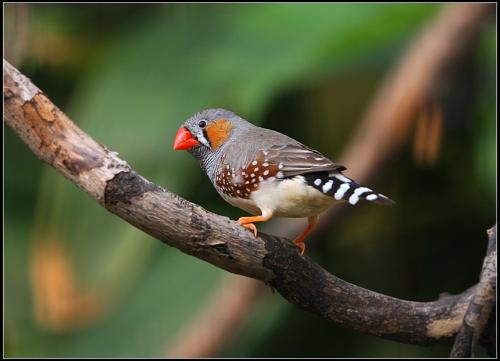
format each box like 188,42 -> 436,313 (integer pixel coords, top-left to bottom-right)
292,215 -> 319,256
239,221 -> 257,237
294,241 -> 306,256
237,212 -> 273,237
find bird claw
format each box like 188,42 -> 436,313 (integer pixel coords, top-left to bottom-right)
293,240 -> 306,256
238,219 -> 258,237
241,223 -> 258,237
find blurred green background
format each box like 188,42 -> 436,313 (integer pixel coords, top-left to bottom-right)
4,3 -> 496,357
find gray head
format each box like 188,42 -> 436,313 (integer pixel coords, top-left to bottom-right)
173,108 -> 253,172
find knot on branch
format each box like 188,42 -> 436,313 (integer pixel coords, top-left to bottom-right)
104,170 -> 162,205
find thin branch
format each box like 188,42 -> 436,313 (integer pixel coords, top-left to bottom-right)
4,59 -> 494,348
165,3 -> 496,356
451,226 -> 497,358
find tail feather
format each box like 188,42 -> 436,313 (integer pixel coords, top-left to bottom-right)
304,172 -> 395,206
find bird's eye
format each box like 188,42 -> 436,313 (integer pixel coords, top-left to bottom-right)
198,120 -> 207,128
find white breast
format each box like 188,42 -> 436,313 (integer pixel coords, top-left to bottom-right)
221,176 -> 336,218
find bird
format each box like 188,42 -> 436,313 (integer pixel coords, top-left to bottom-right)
172,108 -> 394,255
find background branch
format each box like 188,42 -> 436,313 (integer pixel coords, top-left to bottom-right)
166,275 -> 264,357
4,58 -> 495,350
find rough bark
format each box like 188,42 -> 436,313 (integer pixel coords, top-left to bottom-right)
451,226 -> 497,357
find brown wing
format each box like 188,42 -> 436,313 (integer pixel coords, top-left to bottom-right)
265,143 -> 346,178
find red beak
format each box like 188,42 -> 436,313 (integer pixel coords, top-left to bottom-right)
173,127 -> 199,150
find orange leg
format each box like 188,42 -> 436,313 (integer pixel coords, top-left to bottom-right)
293,215 -> 319,256
238,211 -> 273,237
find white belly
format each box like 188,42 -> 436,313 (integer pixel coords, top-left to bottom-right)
221,176 -> 336,218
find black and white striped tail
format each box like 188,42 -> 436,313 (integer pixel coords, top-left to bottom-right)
304,172 -> 394,206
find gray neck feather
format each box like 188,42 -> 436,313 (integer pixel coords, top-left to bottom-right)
189,146 -> 222,182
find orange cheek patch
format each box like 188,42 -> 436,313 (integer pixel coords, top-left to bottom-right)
206,118 -> 233,150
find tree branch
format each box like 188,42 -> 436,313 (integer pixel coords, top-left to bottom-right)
342,3 -> 495,180
450,226 -> 497,357
3,59 -> 493,347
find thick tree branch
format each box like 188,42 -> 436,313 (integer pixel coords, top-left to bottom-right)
3,59 -> 493,347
